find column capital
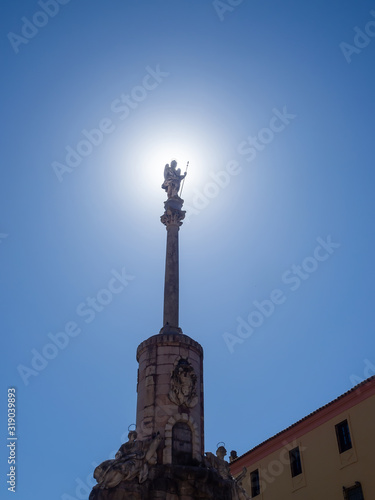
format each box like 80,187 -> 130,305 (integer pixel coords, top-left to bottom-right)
160,195 -> 185,227
160,207 -> 185,228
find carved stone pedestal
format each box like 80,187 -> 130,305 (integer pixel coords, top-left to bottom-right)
89,331 -> 250,500
89,463 -> 248,500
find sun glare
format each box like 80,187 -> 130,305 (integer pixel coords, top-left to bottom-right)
137,134 -> 210,199
115,125 -> 218,199
108,112 -> 228,212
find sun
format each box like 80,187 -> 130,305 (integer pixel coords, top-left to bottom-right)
108,111 -> 228,210
115,126 -> 212,200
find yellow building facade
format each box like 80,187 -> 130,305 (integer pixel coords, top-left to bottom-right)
230,376 -> 375,500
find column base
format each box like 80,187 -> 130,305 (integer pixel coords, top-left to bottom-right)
159,324 -> 183,335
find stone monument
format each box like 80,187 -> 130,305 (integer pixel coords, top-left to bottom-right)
89,161 -> 249,499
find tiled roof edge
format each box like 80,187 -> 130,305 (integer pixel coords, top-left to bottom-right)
232,375 -> 375,463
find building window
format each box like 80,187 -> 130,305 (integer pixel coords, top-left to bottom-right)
335,419 -> 352,453
289,446 -> 302,477
250,469 -> 260,497
343,481 -> 364,500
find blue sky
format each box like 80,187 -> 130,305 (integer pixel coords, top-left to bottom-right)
1,0 -> 375,498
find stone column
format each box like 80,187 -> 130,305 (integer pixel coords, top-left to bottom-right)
160,197 -> 185,334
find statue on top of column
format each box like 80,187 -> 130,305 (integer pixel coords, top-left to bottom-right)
162,160 -> 187,198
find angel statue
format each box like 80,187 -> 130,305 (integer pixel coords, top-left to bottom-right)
161,160 -> 187,198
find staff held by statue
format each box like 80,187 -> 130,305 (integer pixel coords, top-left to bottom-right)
179,161 -> 189,197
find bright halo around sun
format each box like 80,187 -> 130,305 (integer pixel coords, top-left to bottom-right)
131,131 -> 209,199
108,109 -> 235,219
108,113 -> 227,211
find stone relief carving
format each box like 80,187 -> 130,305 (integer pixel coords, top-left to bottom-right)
169,358 -> 198,408
93,431 -> 162,489
205,446 -> 250,500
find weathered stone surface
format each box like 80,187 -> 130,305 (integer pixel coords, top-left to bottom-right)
90,464 -> 247,500
161,196 -> 184,330
136,333 -> 204,458
168,358 -> 198,408
137,335 -> 203,361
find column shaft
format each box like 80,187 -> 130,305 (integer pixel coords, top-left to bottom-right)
163,224 -> 179,328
